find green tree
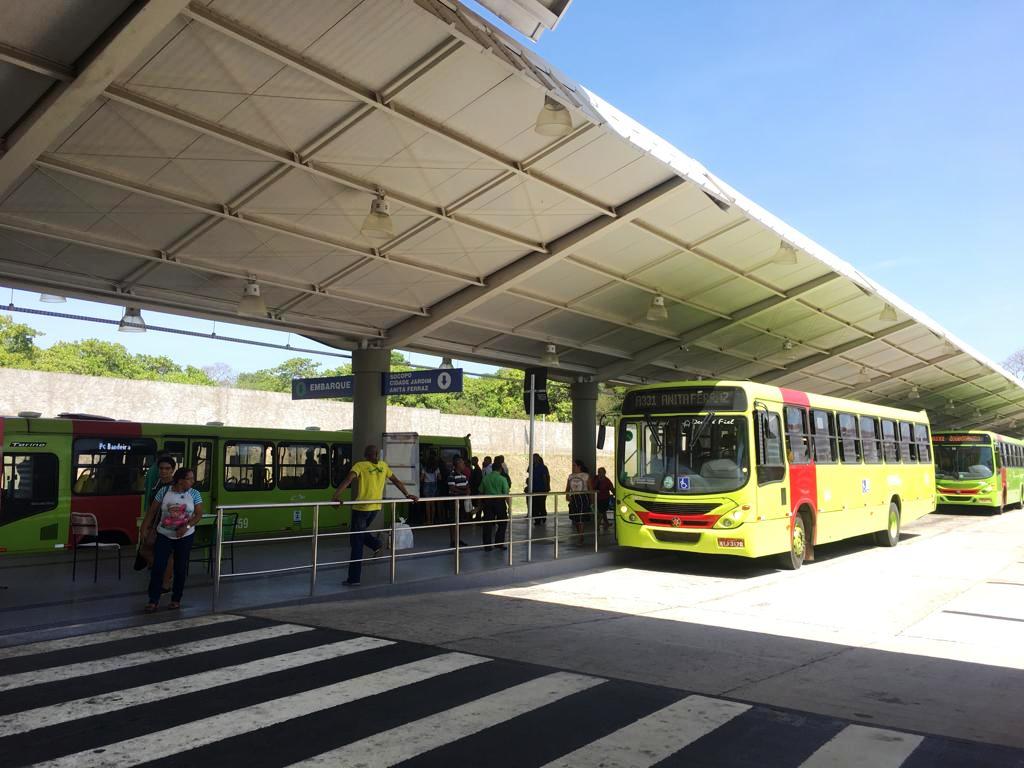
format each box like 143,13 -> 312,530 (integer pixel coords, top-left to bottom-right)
235,357 -> 323,392
34,339 -> 142,378
0,315 -> 40,367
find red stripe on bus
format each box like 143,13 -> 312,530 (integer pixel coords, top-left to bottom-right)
70,419 -> 145,546
779,388 -> 818,542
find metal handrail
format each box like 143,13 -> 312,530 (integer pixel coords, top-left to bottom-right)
211,489 -> 609,610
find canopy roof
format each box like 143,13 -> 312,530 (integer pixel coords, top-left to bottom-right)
1,0 -> 1021,434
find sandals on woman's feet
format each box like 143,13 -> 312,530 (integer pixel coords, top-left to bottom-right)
144,603 -> 158,614
169,601 -> 181,609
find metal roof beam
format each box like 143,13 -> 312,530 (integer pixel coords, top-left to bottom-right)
596,272 -> 843,381
0,0 -> 189,198
0,260 -> 377,339
385,176 -> 685,348
412,337 -> 598,376
103,86 -> 543,255
0,212 -> 421,319
453,316 -> 633,361
34,154 -> 473,294
182,1 -> 616,219
0,42 -> 74,81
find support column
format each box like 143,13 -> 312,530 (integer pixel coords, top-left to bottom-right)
351,347 -> 389,458
570,379 -> 599,475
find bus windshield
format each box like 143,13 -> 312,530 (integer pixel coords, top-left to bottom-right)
618,415 -> 749,494
934,445 -> 994,480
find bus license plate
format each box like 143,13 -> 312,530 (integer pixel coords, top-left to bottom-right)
717,538 -> 744,548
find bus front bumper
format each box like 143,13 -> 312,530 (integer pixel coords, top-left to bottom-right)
615,517 -> 789,558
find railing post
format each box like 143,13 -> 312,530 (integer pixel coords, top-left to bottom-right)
507,493 -> 513,566
593,491 -> 599,553
553,493 -> 559,560
212,505 -> 223,612
526,492 -> 533,563
390,506 -> 398,584
454,498 -> 461,575
310,503 -> 320,596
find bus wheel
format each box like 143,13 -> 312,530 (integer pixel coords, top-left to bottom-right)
873,502 -> 900,547
778,515 -> 806,570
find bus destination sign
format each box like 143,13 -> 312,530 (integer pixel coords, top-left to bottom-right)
622,386 -> 747,415
933,433 -> 991,444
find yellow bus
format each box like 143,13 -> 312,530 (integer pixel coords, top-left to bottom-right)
614,381 -> 935,569
933,430 -> 1024,513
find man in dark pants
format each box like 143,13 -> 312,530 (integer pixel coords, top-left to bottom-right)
480,463 -> 510,550
332,445 -> 417,586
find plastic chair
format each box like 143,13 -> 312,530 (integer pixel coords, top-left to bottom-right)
71,513 -> 121,582
192,513 -> 238,575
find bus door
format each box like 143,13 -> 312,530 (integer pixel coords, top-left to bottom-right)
753,405 -> 789,543
159,437 -> 214,502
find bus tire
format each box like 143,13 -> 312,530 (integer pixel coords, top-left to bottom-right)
778,514 -> 806,570
873,502 -> 900,547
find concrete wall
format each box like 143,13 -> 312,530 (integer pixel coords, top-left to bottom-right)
0,368 -> 614,488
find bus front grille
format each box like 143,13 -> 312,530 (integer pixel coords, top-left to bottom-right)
637,501 -> 719,515
652,530 -> 702,544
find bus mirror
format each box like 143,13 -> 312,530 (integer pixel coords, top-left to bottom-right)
624,430 -> 633,441
597,424 -> 606,450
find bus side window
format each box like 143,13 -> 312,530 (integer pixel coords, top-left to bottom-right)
784,406 -> 811,465
838,413 -> 861,463
811,409 -> 837,464
755,410 -> 785,484
914,425 -> 931,463
880,419 -> 899,463
860,416 -> 882,464
898,421 -> 915,463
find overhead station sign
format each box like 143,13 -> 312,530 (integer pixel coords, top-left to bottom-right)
383,368 -> 463,395
292,368 -> 463,400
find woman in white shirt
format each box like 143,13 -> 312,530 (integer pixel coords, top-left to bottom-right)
565,459 -> 592,545
143,467 -> 203,612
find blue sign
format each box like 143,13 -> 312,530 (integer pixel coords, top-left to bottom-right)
384,368 -> 463,395
291,375 -> 352,400
678,476 -> 691,491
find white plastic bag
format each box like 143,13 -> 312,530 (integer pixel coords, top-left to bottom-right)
393,518 -> 414,550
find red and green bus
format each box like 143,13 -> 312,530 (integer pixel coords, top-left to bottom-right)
614,381 -> 936,569
0,414 -> 470,555
933,430 -> 1024,513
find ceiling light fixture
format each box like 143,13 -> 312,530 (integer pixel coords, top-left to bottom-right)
646,294 -> 669,322
534,95 -> 572,137
439,357 -> 454,370
238,280 -> 267,317
771,241 -> 799,265
360,193 -> 394,241
540,343 -> 559,366
39,293 -> 66,303
944,400 -> 955,414
117,307 -> 146,333
908,385 -> 920,400
879,303 -> 898,322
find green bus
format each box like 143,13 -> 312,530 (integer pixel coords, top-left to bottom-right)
0,414 -> 470,555
933,430 -> 1024,513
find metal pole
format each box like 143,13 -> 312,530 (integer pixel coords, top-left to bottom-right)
527,492 -> 533,563
526,372 -> 535,563
212,505 -> 223,612
507,492 -> 513,567
310,504 -> 320,596
455,500 -> 461,575
553,493 -> 559,560
390,508 -> 397,584
593,491 -> 599,553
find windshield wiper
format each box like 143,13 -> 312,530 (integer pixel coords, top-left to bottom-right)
644,414 -> 664,452
692,412 -> 716,444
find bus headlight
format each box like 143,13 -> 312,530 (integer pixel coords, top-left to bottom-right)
715,509 -> 745,529
981,484 -> 993,493
618,504 -> 640,524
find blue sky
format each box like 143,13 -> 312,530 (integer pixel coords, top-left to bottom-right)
3,1 -> 1021,374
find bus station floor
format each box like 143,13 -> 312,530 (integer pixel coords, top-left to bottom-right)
0,516 -> 617,640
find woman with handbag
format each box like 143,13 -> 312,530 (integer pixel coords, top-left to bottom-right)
143,467 -> 203,612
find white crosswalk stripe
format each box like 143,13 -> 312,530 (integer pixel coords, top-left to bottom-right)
799,724 -> 925,767
0,636 -> 393,738
0,623 -> 311,692
539,694 -> 751,768
30,652 -> 490,768
0,615 -> 242,659
0,618 -> 1002,768
288,671 -> 605,767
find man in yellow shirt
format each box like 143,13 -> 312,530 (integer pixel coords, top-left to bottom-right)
333,444 -> 417,585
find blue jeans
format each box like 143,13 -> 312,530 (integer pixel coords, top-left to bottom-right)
148,532 -> 193,603
348,510 -> 382,583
